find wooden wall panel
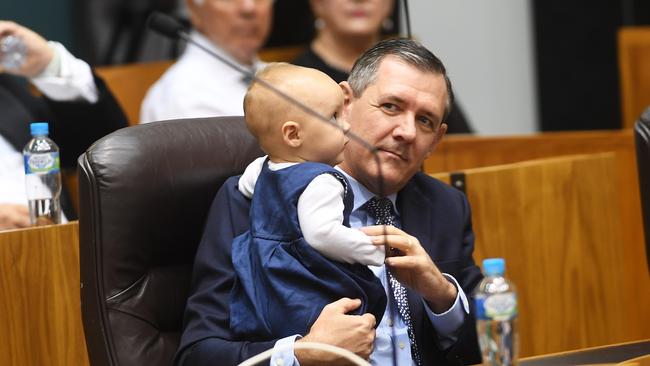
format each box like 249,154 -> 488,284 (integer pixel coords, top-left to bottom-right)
0,222 -> 89,366
433,154 -> 650,357
618,27 -> 650,129
424,131 -> 647,347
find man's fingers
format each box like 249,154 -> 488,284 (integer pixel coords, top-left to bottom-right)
360,313 -> 376,328
326,297 -> 362,314
368,233 -> 417,253
385,255 -> 419,268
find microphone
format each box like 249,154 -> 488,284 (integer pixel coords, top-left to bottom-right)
148,12 -> 398,365
147,12 -> 184,40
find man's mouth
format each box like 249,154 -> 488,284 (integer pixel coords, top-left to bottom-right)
378,148 -> 406,161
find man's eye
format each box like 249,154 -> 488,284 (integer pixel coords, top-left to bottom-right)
381,103 -> 397,111
418,116 -> 434,127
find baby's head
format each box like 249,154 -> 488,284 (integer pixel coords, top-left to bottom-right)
244,63 -> 349,166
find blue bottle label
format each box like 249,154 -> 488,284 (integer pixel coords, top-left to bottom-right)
24,152 -> 60,174
475,293 -> 517,321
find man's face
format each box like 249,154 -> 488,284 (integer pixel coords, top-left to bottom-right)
338,56 -> 448,195
187,0 -> 273,65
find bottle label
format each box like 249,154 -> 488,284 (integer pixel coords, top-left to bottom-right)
475,293 -> 517,320
24,152 -> 60,175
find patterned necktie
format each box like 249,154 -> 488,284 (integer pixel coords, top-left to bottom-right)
366,197 -> 422,366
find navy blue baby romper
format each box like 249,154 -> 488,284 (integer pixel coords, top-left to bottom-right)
229,160 -> 387,340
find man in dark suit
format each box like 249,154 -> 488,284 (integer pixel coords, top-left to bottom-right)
177,39 -> 482,365
0,21 -> 127,229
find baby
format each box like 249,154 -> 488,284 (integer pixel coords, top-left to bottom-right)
229,63 -> 387,339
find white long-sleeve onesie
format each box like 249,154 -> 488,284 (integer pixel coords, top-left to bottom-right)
238,156 -> 385,266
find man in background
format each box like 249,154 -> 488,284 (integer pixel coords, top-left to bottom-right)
140,0 -> 273,123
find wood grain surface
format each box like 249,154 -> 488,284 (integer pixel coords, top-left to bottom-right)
0,222 -> 89,366
433,153 -> 650,357
618,27 -> 650,129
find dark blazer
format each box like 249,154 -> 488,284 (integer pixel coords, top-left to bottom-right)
177,171 -> 483,366
0,73 -> 127,218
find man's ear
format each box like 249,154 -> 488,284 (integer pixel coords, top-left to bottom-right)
425,123 -> 448,158
282,121 -> 302,148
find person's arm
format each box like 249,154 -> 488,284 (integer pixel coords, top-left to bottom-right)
298,174 -> 385,266
176,177 -> 377,366
237,156 -> 266,198
0,20 -> 52,78
30,41 -> 98,103
0,20 -> 96,102
0,20 -> 127,169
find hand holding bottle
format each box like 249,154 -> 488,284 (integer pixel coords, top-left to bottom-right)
0,20 -> 53,77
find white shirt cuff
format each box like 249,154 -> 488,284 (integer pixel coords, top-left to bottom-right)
270,334 -> 301,366
31,41 -> 98,103
422,273 -> 469,349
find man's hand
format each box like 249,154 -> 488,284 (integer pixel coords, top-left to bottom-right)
0,204 -> 31,230
0,20 -> 53,77
296,298 -> 376,365
361,225 -> 457,313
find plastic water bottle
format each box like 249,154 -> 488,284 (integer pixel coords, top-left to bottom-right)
23,122 -> 62,226
475,258 -> 519,366
0,35 -> 27,70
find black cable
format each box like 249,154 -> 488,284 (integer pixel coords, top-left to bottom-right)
403,0 -> 413,39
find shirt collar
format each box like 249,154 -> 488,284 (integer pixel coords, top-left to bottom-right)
187,30 -> 264,73
335,167 -> 399,214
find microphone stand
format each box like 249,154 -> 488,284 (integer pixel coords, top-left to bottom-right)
148,13 -> 399,366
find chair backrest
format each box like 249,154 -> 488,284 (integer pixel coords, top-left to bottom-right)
634,106 -> 650,275
78,116 -> 263,366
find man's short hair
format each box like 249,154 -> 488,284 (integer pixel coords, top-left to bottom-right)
348,38 -> 454,120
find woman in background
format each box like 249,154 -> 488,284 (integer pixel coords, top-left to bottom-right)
293,0 -> 472,133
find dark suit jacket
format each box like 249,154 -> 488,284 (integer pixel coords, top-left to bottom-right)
176,171 -> 483,365
0,73 -> 127,218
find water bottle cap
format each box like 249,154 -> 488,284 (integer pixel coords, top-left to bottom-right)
30,122 -> 49,136
482,258 -> 505,276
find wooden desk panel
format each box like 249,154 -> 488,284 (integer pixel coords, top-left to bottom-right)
425,131 -> 649,353
432,154 -> 650,357
521,339 -> 650,366
0,222 -> 89,366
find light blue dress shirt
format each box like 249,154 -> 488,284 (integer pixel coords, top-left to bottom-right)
269,170 -> 469,366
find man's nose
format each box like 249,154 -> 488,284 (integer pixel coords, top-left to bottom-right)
392,115 -> 417,142
238,0 -> 258,13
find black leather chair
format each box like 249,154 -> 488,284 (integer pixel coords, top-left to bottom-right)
78,117 -> 263,366
634,106 -> 650,275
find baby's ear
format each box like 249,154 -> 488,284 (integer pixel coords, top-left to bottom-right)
281,121 -> 302,147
